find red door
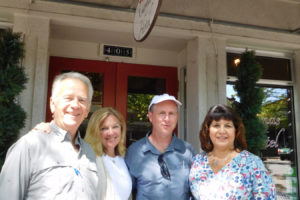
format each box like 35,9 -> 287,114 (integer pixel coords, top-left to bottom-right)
47,56 -> 178,144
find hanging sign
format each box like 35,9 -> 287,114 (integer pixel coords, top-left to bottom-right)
133,0 -> 162,42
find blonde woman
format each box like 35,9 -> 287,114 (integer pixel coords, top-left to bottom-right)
85,107 -> 132,200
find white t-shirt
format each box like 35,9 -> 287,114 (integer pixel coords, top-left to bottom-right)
103,154 -> 132,200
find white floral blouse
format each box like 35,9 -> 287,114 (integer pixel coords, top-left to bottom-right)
189,150 -> 276,200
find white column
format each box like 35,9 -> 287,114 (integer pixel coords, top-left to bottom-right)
294,50 -> 300,191
13,13 -> 50,135
185,36 -> 227,152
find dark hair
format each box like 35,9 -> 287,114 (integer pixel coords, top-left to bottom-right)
200,104 -> 247,152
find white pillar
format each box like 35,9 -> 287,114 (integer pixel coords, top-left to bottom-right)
185,36 -> 227,152
13,13 -> 50,135
294,50 -> 300,191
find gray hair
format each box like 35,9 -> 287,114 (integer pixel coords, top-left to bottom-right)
51,72 -> 94,105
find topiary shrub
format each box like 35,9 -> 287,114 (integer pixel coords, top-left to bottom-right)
0,29 -> 28,170
232,50 -> 267,155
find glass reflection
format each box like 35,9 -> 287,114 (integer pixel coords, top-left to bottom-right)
227,84 -> 298,199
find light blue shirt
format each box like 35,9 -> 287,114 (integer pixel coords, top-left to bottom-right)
0,121 -> 98,200
125,132 -> 196,200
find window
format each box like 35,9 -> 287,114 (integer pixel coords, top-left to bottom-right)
227,52 -> 292,81
226,51 -> 298,199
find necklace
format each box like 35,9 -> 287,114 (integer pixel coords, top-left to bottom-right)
105,154 -> 117,164
110,156 -> 117,164
208,152 -> 232,167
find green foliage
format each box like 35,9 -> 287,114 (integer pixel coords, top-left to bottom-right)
0,29 -> 27,170
127,93 -> 154,123
0,30 -> 24,68
258,88 -> 288,129
0,103 -> 26,156
232,50 -> 267,155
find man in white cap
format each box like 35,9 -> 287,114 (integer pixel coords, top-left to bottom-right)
125,93 -> 196,200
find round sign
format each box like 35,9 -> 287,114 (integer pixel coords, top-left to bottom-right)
134,0 -> 162,42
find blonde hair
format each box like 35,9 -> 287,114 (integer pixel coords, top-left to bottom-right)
85,107 -> 127,157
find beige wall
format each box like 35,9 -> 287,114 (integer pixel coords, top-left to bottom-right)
1,0 -> 300,157
49,39 -> 178,67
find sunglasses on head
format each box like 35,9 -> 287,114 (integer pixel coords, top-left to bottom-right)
158,154 -> 171,180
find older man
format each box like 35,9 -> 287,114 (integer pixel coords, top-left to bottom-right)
125,93 -> 196,200
0,72 -> 98,200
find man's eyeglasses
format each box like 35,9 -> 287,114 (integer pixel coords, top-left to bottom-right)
158,154 -> 171,180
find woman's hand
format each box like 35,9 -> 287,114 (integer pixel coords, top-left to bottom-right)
33,122 -> 51,133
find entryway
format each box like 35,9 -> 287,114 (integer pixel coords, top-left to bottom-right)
47,56 -> 179,145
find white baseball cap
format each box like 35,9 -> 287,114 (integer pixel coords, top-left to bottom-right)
148,93 -> 182,112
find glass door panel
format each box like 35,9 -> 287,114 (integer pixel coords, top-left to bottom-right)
126,76 -> 166,146
89,73 -> 104,113
115,63 -> 178,147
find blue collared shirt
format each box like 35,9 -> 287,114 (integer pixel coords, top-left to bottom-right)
125,132 -> 196,200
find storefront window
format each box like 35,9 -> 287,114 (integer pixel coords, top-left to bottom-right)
227,84 -> 298,199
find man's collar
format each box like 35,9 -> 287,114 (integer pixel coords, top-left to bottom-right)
50,121 -> 81,146
142,131 -> 186,154
142,132 -> 160,154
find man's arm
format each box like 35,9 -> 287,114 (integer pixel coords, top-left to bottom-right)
125,147 -> 137,190
125,148 -> 138,199
0,137 -> 31,200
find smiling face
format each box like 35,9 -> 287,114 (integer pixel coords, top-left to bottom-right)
50,78 -> 90,136
100,114 -> 122,156
209,118 -> 236,151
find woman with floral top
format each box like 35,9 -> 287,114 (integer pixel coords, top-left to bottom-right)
189,104 -> 276,199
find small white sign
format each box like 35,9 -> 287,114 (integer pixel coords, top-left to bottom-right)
134,0 -> 162,42
100,44 -> 136,59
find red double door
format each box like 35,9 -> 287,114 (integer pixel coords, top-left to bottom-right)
46,56 -> 178,144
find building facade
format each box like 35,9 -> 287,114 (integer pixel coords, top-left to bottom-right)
1,0 -> 300,198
